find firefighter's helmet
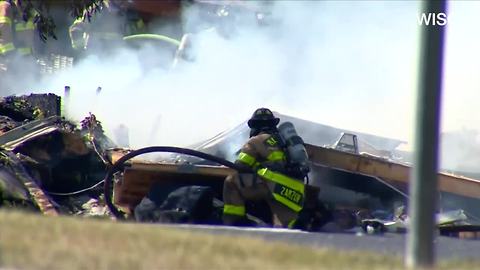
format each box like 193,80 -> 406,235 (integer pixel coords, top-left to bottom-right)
247,108 -> 280,129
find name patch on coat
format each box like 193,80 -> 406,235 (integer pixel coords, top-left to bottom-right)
274,184 -> 303,204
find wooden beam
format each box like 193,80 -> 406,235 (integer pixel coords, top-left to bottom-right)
306,144 -> 480,199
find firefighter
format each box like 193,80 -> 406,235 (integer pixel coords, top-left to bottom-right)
0,0 -> 37,70
223,108 -> 308,228
173,1 -> 268,67
68,0 -> 145,57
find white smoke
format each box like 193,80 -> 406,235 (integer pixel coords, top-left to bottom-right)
49,0 -> 420,149
439,1 -> 480,173
0,1 -> 421,146
1,1 -> 479,173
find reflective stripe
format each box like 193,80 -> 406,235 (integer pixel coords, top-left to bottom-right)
267,150 -> 286,162
30,9 -> 39,17
237,152 -> 257,167
0,42 -> 15,54
273,193 -> 302,212
15,21 -> 35,31
136,19 -> 145,30
17,47 -> 32,55
257,168 -> 305,194
237,152 -> 255,165
288,218 -> 297,229
71,42 -> 82,50
71,37 -> 85,50
223,204 -> 245,216
258,168 -> 304,212
0,16 -> 12,25
73,17 -> 84,25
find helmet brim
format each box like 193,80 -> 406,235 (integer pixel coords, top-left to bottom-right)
247,118 -> 280,128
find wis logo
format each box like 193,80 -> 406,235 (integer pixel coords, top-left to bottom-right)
417,12 -> 448,26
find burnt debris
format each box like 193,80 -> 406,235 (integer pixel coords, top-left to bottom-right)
0,93 -> 111,218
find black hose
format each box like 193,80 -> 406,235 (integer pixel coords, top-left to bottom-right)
104,146 -> 250,219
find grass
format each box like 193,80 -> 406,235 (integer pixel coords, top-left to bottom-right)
0,210 -> 478,270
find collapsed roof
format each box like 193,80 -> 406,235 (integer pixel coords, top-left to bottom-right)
192,112 -> 405,162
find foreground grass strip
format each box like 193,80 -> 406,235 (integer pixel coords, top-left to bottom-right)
0,210 -> 478,270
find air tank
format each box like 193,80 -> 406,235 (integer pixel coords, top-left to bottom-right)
278,121 -> 310,178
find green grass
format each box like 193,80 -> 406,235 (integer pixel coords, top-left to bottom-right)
0,210 -> 478,270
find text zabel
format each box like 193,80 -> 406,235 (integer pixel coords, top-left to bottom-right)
418,12 -> 448,26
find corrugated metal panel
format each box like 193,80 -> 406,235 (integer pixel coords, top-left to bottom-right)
0,116 -> 61,151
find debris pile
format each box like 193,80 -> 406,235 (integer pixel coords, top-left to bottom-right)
0,94 -> 111,218
1,94 -> 480,239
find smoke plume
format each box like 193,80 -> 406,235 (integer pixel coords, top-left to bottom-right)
1,1 -> 479,173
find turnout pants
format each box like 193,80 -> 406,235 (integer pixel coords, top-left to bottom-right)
223,171 -> 298,227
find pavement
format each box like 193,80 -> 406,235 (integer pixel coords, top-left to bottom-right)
164,224 -> 480,260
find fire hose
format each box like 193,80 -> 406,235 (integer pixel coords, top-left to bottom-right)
103,146 -> 250,219
123,34 -> 181,46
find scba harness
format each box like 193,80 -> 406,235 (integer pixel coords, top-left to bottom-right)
236,134 -> 306,213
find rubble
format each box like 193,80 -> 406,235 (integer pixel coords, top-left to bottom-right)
1,94 -> 480,239
0,163 -> 30,201
0,94 -> 111,218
